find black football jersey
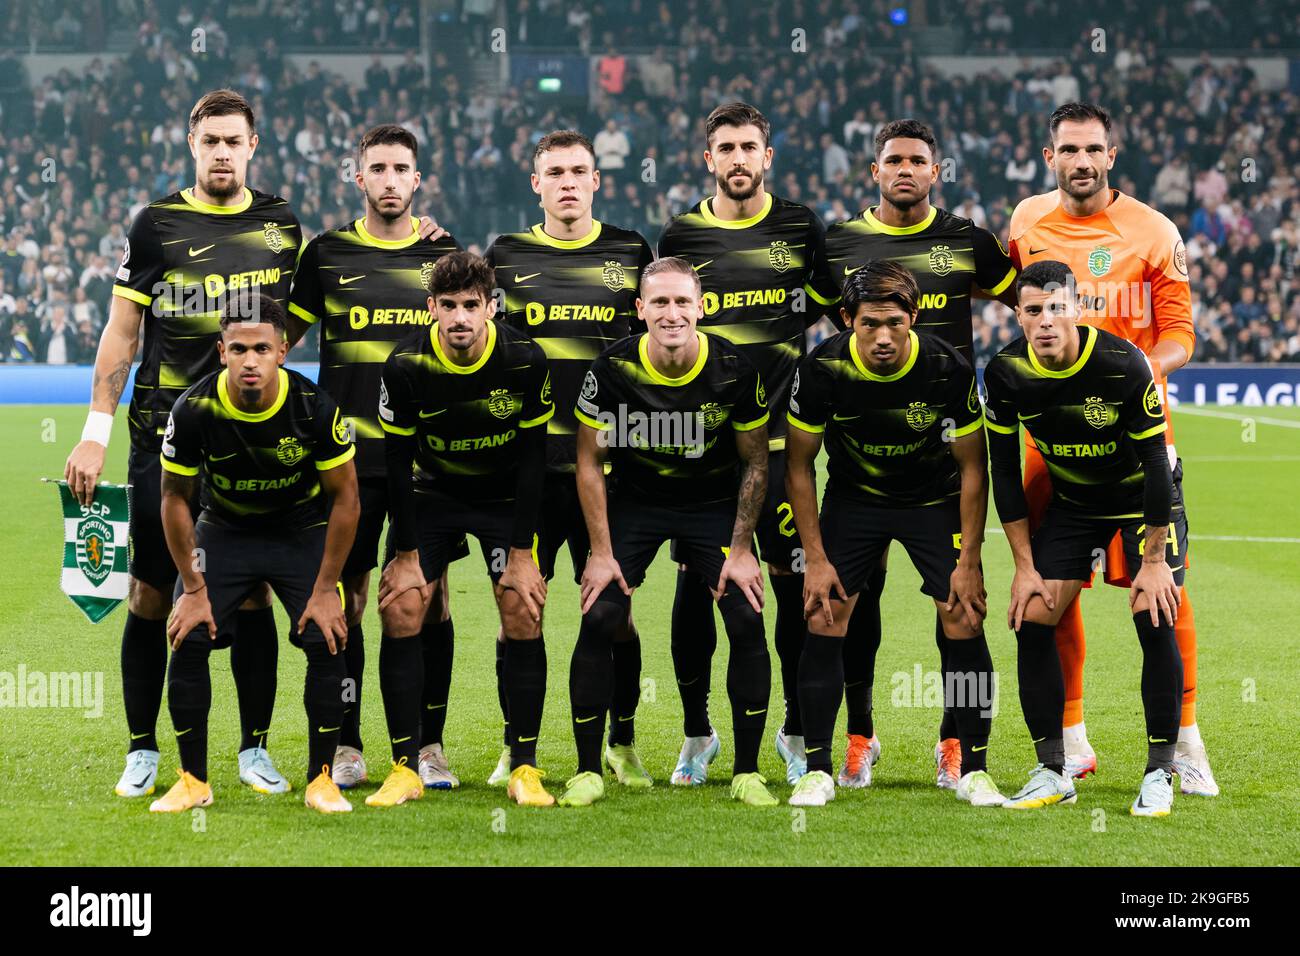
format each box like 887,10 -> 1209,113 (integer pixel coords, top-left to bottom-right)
160,367 -> 354,531
113,187 -> 302,453
788,330 -> 983,507
575,331 -> 769,507
289,217 -> 461,478
824,206 -> 1016,362
378,321 -> 553,504
658,193 -> 838,447
486,220 -> 652,473
983,325 -> 1168,518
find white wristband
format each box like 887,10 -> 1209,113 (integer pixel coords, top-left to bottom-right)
81,410 -> 114,448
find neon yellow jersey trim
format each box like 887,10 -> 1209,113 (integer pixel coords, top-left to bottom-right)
180,187 -> 253,215
732,411 -> 769,432
380,420 -> 416,435
850,329 -> 919,382
949,415 -> 985,438
315,445 -> 355,470
431,320 -> 496,374
787,413 -> 825,434
639,331 -> 709,386
574,408 -> 611,430
288,302 -> 320,325
863,205 -> 936,235
983,266 -> 1017,297
1028,324 -> 1096,379
217,369 -> 289,421
1127,421 -> 1168,441
112,284 -> 153,306
700,193 -> 773,229
355,217 -> 420,249
159,455 -> 199,475
520,406 -> 556,429
530,220 -> 602,249
984,418 -> 1018,435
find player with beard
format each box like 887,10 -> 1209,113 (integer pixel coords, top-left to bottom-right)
821,119 -> 1018,791
65,90 -> 302,800
659,103 -> 838,787
484,131 -> 654,790
1008,103 -> 1215,796
287,125 -> 464,792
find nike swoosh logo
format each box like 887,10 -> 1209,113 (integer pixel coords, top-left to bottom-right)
843,265 -> 861,276
1028,248 -> 1048,256
514,272 -> 541,283
677,677 -> 699,687
806,746 -> 823,754
972,745 -> 988,752
617,716 -> 634,722
1148,736 -> 1169,744
744,708 -> 766,716
831,412 -> 860,421
575,715 -> 599,724
252,728 -> 270,737
425,703 -> 445,711
176,728 -> 192,737
1017,412 -> 1042,421
188,244 -> 215,257
131,775 -> 152,788
130,732 -> 151,740
339,275 -> 366,285
318,726 -> 340,733
390,735 -> 412,744
418,409 -> 445,419
691,260 -> 713,272
518,736 -> 538,743
1030,736 -> 1046,744
250,771 -> 274,786
209,452 -> 238,461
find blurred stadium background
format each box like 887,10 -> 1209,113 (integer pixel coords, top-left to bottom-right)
2,0 -> 1299,377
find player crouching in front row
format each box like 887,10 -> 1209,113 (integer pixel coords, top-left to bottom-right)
985,261 -> 1184,817
376,251 -> 555,808
153,294 -> 360,814
784,261 -> 1001,807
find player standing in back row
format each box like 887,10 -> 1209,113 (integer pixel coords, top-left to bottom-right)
1008,103 -> 1216,795
64,89 -> 301,800
485,130 -> 655,790
287,124 -> 463,792
659,102 -> 839,786
822,118 -> 1017,790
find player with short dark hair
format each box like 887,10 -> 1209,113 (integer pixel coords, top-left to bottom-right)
64,88 -> 302,800
375,251 -> 556,808
659,102 -> 839,787
150,294 -> 360,814
1009,102 -> 1215,795
822,117 -> 1018,790
565,256 -> 777,807
287,123 -> 463,792
984,260 -> 1184,818
484,129 -> 655,789
784,261 -> 999,807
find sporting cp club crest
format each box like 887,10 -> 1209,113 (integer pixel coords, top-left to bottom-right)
488,388 -> 516,420
420,261 -> 436,292
1088,245 -> 1112,277
905,401 -> 936,432
263,221 -> 285,253
768,240 -> 792,273
602,260 -> 627,292
76,515 -> 114,588
928,244 -> 955,277
276,436 -> 305,466
1083,397 -> 1109,429
698,402 -> 727,430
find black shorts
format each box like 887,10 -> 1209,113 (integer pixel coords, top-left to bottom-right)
395,488 -> 531,584
345,477 -> 470,578
1032,499 -> 1189,586
670,449 -> 802,570
537,472 -> 590,584
172,520 -> 336,648
127,445 -> 195,593
820,493 -> 963,601
606,497 -> 737,606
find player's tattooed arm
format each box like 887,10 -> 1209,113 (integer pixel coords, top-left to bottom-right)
730,424 -> 769,549
64,296 -> 146,504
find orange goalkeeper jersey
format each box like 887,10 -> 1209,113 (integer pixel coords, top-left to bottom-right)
1008,189 -> 1194,442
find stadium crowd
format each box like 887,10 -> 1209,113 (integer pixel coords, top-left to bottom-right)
2,0 -> 1300,363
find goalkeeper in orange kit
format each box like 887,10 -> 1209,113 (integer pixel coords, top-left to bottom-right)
1007,102 -> 1217,796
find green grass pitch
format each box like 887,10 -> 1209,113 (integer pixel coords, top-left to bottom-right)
1,403 -> 1297,866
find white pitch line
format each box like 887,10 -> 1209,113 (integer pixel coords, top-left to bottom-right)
1173,406 -> 1300,428
985,528 -> 1300,544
